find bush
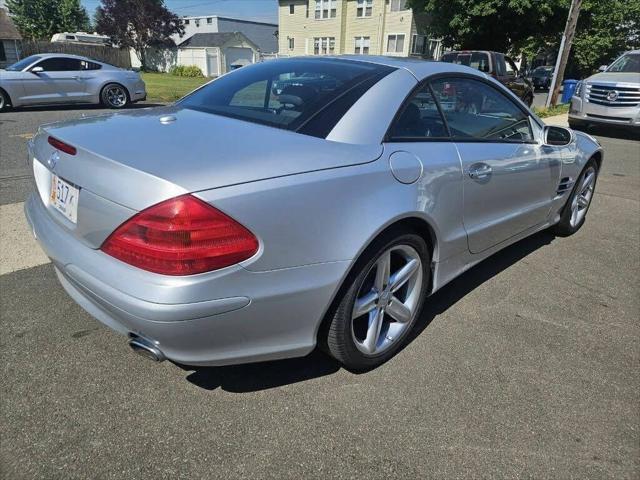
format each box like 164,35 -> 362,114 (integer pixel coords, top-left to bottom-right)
169,65 -> 204,77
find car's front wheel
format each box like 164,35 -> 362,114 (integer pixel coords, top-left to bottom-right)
325,230 -> 430,371
101,83 -> 129,109
0,89 -> 10,112
553,160 -> 598,236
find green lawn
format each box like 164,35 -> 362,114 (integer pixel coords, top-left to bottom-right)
533,103 -> 570,118
141,73 -> 210,103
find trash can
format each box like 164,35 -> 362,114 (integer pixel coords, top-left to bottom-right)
561,79 -> 578,103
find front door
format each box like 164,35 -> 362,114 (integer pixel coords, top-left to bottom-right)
21,57 -> 86,105
431,77 -> 558,253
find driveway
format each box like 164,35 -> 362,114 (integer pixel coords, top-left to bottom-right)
1,105 -> 638,479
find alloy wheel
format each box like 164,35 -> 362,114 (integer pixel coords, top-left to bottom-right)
351,245 -> 423,355
570,166 -> 596,228
105,86 -> 127,107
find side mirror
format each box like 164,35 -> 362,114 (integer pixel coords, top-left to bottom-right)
544,125 -> 573,146
31,66 -> 44,74
598,65 -> 608,72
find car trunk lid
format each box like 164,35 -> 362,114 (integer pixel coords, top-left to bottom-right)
30,106 -> 383,248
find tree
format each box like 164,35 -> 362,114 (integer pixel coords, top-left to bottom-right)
407,0 -> 640,77
95,0 -> 184,71
6,0 -> 91,39
406,0 -> 563,54
58,0 -> 92,33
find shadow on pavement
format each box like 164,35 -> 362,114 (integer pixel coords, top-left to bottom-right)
180,230 -> 556,393
580,125 -> 640,141
8,102 -> 165,113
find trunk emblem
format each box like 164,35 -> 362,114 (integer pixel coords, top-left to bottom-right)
47,151 -> 60,171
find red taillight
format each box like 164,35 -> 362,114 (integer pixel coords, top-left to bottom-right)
101,195 -> 259,275
48,136 -> 77,155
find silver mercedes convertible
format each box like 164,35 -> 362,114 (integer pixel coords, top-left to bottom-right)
25,56 -> 603,371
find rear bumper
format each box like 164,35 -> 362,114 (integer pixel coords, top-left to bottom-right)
24,193 -> 349,366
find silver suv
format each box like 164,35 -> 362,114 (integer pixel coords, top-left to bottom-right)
569,50 -> 640,130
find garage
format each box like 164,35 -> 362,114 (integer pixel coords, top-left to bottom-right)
177,32 -> 258,77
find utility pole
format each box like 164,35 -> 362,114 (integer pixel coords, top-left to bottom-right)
546,0 -> 582,107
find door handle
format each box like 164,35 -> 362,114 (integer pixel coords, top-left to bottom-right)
468,163 -> 492,179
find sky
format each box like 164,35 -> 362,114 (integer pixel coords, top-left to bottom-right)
80,0 -> 279,24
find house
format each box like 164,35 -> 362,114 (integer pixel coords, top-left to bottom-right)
0,7 -> 21,69
177,16 -> 278,56
278,0 -> 442,59
131,15 -> 278,74
177,32 -> 259,77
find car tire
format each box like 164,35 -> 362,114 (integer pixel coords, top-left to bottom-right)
0,89 -> 10,112
101,83 -> 129,109
324,230 -> 431,371
523,93 -> 534,107
569,120 -> 587,131
552,159 -> 599,237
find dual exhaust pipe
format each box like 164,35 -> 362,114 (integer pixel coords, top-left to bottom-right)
128,334 -> 166,362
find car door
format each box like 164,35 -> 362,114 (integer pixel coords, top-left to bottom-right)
20,57 -> 85,105
382,82 -> 466,255
430,76 -> 559,254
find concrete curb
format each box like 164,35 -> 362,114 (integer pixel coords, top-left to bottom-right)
543,113 -> 569,127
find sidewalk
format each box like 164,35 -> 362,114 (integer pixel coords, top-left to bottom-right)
543,112 -> 569,127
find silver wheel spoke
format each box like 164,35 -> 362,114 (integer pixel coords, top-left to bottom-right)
363,308 -> 384,354
353,290 -> 378,318
351,244 -> 424,356
374,251 -> 391,292
386,297 -> 412,323
389,259 -> 419,293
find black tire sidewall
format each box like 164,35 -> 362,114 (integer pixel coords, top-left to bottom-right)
327,231 -> 431,371
0,90 -> 8,112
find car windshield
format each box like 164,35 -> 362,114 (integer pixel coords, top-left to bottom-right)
441,52 -> 490,73
6,55 -> 42,71
533,67 -> 553,75
179,59 -> 394,131
606,53 -> 640,73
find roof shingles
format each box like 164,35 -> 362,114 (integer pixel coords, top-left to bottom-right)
0,8 -> 21,40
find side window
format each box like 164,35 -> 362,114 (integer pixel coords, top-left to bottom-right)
81,60 -> 102,70
388,83 -> 448,139
505,57 -> 518,78
494,54 -> 506,77
430,77 -> 533,142
35,58 -> 82,72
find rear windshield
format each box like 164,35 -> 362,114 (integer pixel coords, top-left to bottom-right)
533,66 -> 553,74
442,52 -> 490,73
6,55 -> 42,71
179,59 -> 394,132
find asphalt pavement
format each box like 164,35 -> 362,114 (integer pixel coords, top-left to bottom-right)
1,102 -> 638,479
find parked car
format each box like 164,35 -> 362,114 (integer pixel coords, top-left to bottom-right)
0,53 -> 146,111
25,56 -> 602,371
51,32 -> 111,46
569,50 -> 640,130
530,65 -> 554,90
441,50 -> 534,106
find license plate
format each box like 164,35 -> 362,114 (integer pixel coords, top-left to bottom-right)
50,175 -> 79,223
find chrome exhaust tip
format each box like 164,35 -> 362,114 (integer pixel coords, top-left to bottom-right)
128,334 -> 166,362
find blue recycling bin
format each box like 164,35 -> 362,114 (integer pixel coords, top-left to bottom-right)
561,79 -> 578,103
